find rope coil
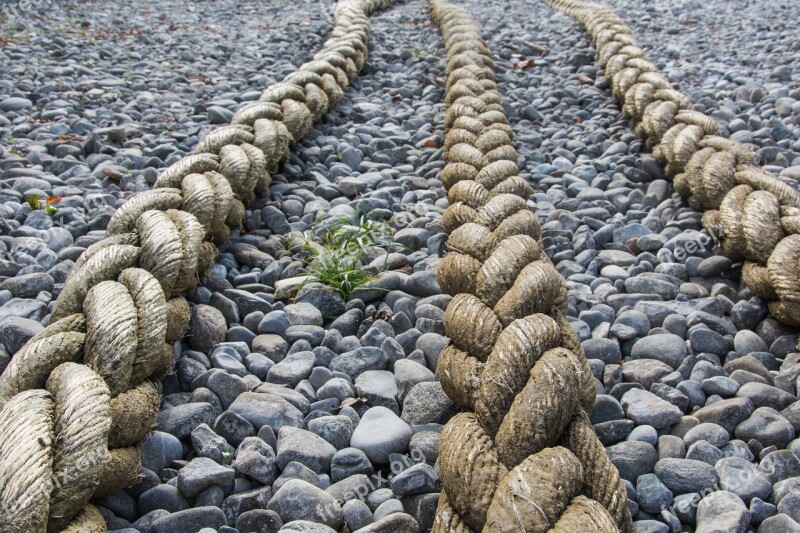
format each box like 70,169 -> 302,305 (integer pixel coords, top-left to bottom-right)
0,0 -> 394,530
428,0 -> 632,531
544,0 -> 800,327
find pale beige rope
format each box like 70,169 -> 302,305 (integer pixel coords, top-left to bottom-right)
0,0 -> 395,529
544,0 -> 800,326
428,1 -> 631,531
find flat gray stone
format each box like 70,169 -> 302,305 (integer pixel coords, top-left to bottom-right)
277,427 -> 337,474
695,491 -> 750,533
655,458 -> 719,494
621,389 -> 683,429
267,479 -> 343,529
229,393 -> 304,432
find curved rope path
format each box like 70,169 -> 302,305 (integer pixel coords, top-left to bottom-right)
544,0 -> 800,328
427,0 -> 632,531
0,0 -> 394,530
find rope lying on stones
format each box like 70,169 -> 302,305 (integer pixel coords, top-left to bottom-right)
428,1 -> 632,531
0,0 -> 393,530
544,0 -> 800,327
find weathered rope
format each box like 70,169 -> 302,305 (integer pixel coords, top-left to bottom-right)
428,1 -> 631,531
544,0 -> 800,326
0,0 -> 393,530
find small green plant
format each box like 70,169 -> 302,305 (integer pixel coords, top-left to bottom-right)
26,195 -> 60,216
411,48 -> 426,58
297,213 -> 393,300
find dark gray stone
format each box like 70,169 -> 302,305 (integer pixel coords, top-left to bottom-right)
267,479 -> 344,529
654,458 -> 719,494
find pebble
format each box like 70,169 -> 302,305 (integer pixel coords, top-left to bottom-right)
233,437 -> 278,486
176,457 -> 235,498
228,393 -> 304,432
276,427 -> 337,474
350,407 -> 412,464
694,398 -> 754,435
695,491 -> 750,533
684,423 -> 730,448
621,389 -> 683,430
389,463 -> 438,496
735,407 -> 796,449
151,507 -> 227,533
654,458 -> 719,493
637,473 -> 673,514
607,441 -> 658,483
267,479 -> 344,530
157,403 -> 216,440
2,0 -> 798,530
400,382 -> 459,425
715,457 -> 772,503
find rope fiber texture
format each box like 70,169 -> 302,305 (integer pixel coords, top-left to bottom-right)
0,0 -> 393,530
427,0 -> 632,531
544,0 -> 800,327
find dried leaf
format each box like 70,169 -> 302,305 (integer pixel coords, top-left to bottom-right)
334,397 -> 367,411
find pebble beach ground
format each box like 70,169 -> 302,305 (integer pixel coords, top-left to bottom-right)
1,0 -> 799,532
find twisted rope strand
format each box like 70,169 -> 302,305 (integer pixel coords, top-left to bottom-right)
544,0 -> 800,327
428,0 -> 631,531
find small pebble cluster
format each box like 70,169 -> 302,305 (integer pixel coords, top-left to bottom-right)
1,0 -> 799,532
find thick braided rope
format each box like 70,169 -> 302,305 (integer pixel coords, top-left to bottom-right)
0,1 -> 394,530
428,1 -> 631,531
545,0 -> 800,326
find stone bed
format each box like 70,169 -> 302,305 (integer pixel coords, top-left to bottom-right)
0,0 -> 799,531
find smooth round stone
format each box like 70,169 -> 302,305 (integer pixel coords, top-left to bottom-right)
331,448 -> 374,483
759,450 -> 800,485
695,491 -> 750,533
621,389 -> 683,430
267,479 -> 343,529
606,441 -> 658,483
601,265 -> 629,281
684,423 -> 731,448
151,507 -> 227,533
735,407 -> 796,449
141,431 -> 185,474
686,440 -> 724,466
284,303 -> 324,327
734,330 -> 768,356
702,376 -> 740,398
777,493 -> 800,525
637,473 -> 673,514
749,497 -> 777,525
582,338 -> 622,364
631,334 -> 687,370
350,407 -> 412,464
715,457 -> 772,503
373,499 -> 404,521
690,328 -> 729,356
276,427 -> 336,474
654,458 -> 719,493
176,458 -> 235,498
343,499 -> 374,531
657,435 -> 686,460
0,97 -> 33,111
627,425 -> 658,446
611,310 -> 650,340
267,351 -> 315,387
